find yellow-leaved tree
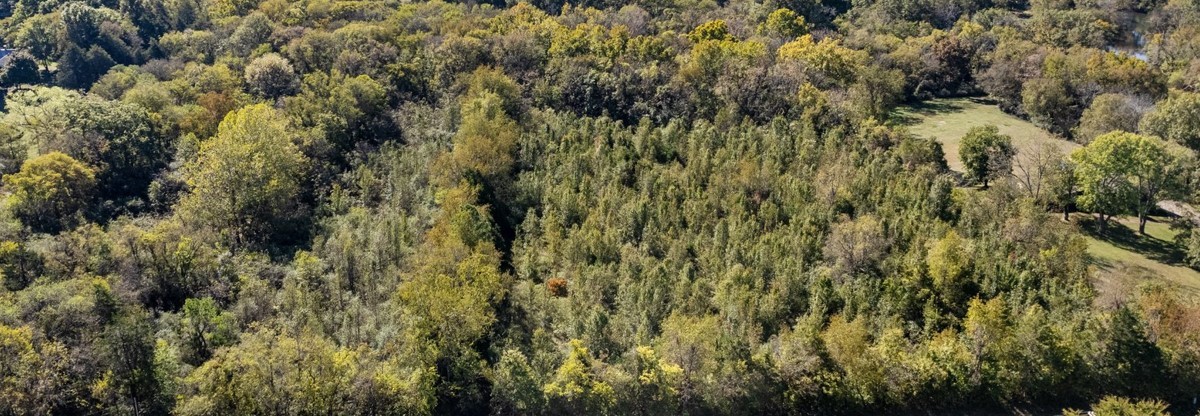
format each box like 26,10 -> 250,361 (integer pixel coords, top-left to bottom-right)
179,104 -> 309,248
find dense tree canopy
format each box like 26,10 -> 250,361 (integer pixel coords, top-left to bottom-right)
0,0 -> 1198,414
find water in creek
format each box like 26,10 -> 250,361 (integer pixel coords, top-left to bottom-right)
1108,11 -> 1149,62
1109,30 -> 1149,62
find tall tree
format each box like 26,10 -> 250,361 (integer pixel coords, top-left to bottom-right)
1075,93 -> 1147,143
178,104 -> 309,248
1071,131 -> 1184,233
0,50 -> 41,87
5,152 -> 96,233
959,125 -> 1015,188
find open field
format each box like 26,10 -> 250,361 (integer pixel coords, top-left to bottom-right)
1080,215 -> 1200,298
891,97 -> 1080,172
894,97 -> 1200,297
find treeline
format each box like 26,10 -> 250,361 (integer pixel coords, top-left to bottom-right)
1,0 -> 1200,414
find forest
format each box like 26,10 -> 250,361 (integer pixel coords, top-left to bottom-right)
1,0 -> 1200,414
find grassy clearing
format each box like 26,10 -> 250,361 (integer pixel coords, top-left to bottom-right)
891,97 -> 1079,172
1079,215 -> 1200,298
893,97 -> 1200,297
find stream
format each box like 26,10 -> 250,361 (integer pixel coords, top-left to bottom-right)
1108,12 -> 1150,62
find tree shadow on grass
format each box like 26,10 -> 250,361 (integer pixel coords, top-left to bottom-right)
965,96 -> 999,106
1079,216 -> 1189,266
890,99 -> 968,125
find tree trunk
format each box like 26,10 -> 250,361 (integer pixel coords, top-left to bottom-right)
1063,207 -> 1070,222
1139,212 -> 1148,235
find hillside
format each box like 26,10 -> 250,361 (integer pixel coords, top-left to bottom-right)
2,0 -> 1200,414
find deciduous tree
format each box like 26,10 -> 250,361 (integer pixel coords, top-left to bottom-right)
1071,131 -> 1184,233
1140,91 -> 1200,151
178,104 -> 308,247
5,152 -> 96,233
959,125 -> 1015,188
244,53 -> 299,100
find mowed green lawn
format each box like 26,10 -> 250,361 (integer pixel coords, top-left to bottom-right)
894,97 -> 1200,297
891,97 -> 1079,172
1082,215 -> 1200,297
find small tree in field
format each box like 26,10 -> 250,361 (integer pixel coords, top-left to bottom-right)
959,125 -> 1015,188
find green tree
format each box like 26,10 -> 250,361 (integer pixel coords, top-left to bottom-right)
222,12 -> 272,55
958,125 -> 1015,188
821,314 -> 884,405
0,50 -> 40,87
178,104 -> 308,248
1102,307 -> 1167,396
177,330 -> 434,415
656,314 -> 723,408
0,240 -> 41,291
544,339 -> 616,414
626,345 -> 683,413
1064,396 -> 1170,416
688,20 -> 732,43
393,183 -> 507,412
41,98 -> 166,202
850,65 -> 905,120
244,53 -> 298,100
2,89 -> 168,203
56,45 -> 116,89
119,0 -> 175,39
1140,91 -> 1200,151
1075,93 -> 1146,143
5,152 -> 96,233
442,92 -> 519,183
1021,77 -> 1076,137
8,14 -> 58,62
1071,132 -> 1183,233
0,324 -> 40,413
962,297 -> 1010,391
1045,151 -> 1078,221
759,9 -> 808,38
777,35 -> 866,86
491,349 -> 547,414
927,230 -> 971,307
178,297 -> 236,365
284,71 -> 390,151
97,309 -> 170,415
